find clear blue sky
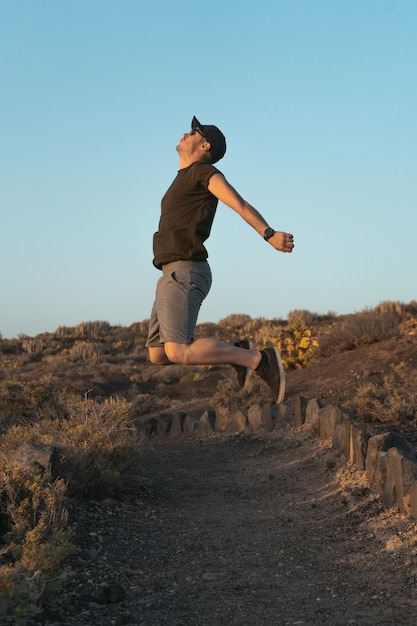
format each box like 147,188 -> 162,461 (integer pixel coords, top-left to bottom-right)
1,0 -> 416,339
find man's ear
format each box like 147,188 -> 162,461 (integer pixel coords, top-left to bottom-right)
201,141 -> 211,154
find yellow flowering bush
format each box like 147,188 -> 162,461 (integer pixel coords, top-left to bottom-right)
271,321 -> 319,370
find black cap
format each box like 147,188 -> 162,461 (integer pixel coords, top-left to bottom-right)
192,116 -> 226,164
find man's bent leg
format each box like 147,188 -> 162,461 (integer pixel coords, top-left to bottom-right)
164,338 -> 261,369
164,339 -> 286,404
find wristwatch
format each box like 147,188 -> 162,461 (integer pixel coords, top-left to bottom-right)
263,227 -> 275,241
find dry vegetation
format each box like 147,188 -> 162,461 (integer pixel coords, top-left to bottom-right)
1,300 -> 417,623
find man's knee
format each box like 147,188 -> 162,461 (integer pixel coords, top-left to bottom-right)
148,346 -> 171,365
164,342 -> 188,364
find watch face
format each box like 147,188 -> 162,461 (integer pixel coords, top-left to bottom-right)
264,228 -> 275,240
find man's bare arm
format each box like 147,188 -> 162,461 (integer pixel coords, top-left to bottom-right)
208,172 -> 294,253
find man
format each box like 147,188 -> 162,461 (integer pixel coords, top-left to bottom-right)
146,116 -> 294,403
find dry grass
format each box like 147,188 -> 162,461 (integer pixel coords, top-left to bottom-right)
317,309 -> 401,357
348,361 -> 417,425
0,388 -> 149,622
0,467 -> 74,623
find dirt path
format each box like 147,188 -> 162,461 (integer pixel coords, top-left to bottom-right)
39,424 -> 417,626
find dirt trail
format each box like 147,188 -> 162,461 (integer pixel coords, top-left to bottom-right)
41,425 -> 417,626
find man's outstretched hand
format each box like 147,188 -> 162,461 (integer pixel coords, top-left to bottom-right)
268,231 -> 295,253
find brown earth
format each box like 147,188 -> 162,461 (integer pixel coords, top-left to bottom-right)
34,335 -> 417,626
287,334 -> 417,408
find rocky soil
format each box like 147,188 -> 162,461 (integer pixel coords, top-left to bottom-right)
33,334 -> 417,626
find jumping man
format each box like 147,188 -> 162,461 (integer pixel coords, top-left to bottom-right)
146,116 -> 294,403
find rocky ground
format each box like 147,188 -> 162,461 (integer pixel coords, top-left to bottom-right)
33,334 -> 417,626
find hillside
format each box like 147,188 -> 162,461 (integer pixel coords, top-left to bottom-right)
2,305 -> 417,425
1,303 -> 417,624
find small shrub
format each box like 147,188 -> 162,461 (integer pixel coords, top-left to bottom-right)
55,325 -> 74,336
22,339 -> 43,355
372,300 -> 405,315
254,320 -> 284,348
218,313 -> 253,331
130,320 -> 149,337
0,467 -> 74,622
349,362 -> 417,425
74,321 -> 110,338
287,309 -> 338,326
68,341 -> 105,361
400,317 -> 417,336
287,309 -> 314,326
0,564 -> 46,624
0,378 -> 69,432
129,393 -> 171,416
50,398 -> 147,499
196,322 -> 221,338
212,376 -> 259,414
404,300 -> 417,315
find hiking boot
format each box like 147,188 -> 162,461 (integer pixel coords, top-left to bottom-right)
231,339 -> 254,390
254,346 -> 285,404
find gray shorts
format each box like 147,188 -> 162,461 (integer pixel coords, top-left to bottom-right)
146,260 -> 212,347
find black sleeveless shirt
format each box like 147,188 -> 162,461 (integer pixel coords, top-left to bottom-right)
152,161 -> 221,269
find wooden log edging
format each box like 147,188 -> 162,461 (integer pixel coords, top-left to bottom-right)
135,395 -> 417,521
